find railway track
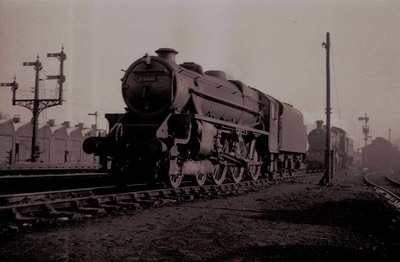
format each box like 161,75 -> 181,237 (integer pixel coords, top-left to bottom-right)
0,172 -> 321,224
0,163 -> 101,175
364,172 -> 400,212
0,172 -> 110,194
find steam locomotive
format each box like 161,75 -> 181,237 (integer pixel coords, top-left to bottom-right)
306,120 -> 354,172
83,48 -> 307,188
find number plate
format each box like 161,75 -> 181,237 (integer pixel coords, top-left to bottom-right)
137,75 -> 158,82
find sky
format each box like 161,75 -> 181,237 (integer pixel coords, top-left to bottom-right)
1,0 -> 400,149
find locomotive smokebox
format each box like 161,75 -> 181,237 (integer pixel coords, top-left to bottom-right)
155,48 -> 178,63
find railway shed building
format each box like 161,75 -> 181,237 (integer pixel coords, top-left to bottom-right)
0,119 -> 14,164
67,125 -> 84,163
13,121 -> 52,163
14,120 -> 34,162
361,137 -> 400,171
0,116 -> 105,165
50,120 -> 68,163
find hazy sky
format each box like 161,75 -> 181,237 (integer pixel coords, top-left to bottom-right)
1,0 -> 400,149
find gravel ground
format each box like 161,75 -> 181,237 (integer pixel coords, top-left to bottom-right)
0,171 -> 399,261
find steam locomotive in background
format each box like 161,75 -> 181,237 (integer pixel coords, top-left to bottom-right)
306,120 -> 354,173
83,48 -> 307,188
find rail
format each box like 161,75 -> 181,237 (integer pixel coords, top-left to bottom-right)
364,172 -> 400,211
0,172 -> 322,223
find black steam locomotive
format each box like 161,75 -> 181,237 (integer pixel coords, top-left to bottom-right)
83,48 -> 307,187
306,120 -> 354,173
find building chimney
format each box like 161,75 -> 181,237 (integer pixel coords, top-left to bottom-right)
12,114 -> 21,123
91,124 -> 97,130
76,123 -> 84,129
155,48 -> 178,63
62,121 -> 70,128
316,120 -> 323,129
47,119 -> 55,127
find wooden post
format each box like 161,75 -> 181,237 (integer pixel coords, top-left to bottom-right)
320,32 -> 331,185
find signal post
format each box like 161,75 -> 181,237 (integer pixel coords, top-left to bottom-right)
1,47 -> 66,162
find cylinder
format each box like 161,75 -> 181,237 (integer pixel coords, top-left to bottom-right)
144,139 -> 168,157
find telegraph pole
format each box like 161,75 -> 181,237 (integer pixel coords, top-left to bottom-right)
1,47 -> 66,162
320,32 -> 331,185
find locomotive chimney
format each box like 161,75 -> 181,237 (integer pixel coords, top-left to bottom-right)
155,48 -> 178,63
316,120 -> 323,129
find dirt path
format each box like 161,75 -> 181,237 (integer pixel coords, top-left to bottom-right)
1,172 -> 399,261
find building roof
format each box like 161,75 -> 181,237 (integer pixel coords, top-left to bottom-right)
82,128 -> 93,136
50,125 -> 66,134
67,126 -> 81,135
0,119 -> 11,125
14,121 -> 30,131
361,137 -> 394,150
